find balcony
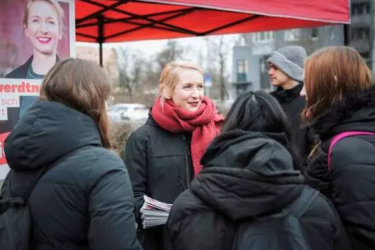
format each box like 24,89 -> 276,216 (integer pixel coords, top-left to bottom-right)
351,14 -> 372,25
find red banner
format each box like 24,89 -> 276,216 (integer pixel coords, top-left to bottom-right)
0,132 -> 10,165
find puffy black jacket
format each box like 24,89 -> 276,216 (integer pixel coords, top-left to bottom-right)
167,130 -> 351,250
124,116 -> 193,250
306,86 -> 375,250
271,83 -> 314,165
1,100 -> 141,250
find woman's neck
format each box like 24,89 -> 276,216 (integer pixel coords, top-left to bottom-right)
32,51 -> 57,75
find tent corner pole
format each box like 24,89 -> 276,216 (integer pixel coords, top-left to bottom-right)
97,15 -> 104,67
344,24 -> 350,46
99,42 -> 103,67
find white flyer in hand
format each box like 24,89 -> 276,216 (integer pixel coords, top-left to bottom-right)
141,195 -> 172,228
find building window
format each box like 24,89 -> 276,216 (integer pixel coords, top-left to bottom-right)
365,2 -> 371,14
237,60 -> 248,82
352,2 -> 371,16
310,28 -> 318,40
284,29 -> 300,41
352,27 -> 370,40
260,56 -> 271,91
252,31 -> 274,43
360,52 -> 370,59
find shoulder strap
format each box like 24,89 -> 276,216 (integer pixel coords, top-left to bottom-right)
285,187 -> 319,219
22,146 -> 93,201
328,131 -> 375,172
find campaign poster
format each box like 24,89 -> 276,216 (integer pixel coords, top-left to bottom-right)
0,0 -> 76,180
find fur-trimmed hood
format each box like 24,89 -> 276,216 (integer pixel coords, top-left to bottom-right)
310,85 -> 375,140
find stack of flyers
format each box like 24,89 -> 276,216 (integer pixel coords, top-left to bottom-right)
140,195 -> 172,228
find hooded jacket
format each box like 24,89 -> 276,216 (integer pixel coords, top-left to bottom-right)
1,100 -> 141,250
306,85 -> 375,250
167,130 -> 351,250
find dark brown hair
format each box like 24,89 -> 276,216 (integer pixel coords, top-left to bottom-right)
40,58 -> 112,148
303,46 -> 374,120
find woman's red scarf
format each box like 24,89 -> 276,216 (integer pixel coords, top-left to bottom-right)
152,96 -> 224,176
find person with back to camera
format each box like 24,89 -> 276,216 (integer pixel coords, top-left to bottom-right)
301,46 -> 375,250
167,90 -> 351,250
1,58 -> 142,250
2,0 -> 64,133
124,61 -> 224,250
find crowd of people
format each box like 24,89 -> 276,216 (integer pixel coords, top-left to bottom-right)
1,45 -> 375,250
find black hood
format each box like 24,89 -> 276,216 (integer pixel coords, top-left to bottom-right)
310,85 -> 375,140
191,130 -> 305,221
5,100 -> 102,171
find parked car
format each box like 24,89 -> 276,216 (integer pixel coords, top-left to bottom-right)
108,103 -> 149,123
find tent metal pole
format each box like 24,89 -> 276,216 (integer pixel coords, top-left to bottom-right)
97,15 -> 104,67
99,42 -> 103,67
343,24 -> 350,46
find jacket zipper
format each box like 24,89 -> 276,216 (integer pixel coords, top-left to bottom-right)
182,135 -> 190,189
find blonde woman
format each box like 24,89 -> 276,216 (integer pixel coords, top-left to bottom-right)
7,0 -> 63,79
2,59 -> 142,250
124,61 -> 224,250
6,0 -> 64,125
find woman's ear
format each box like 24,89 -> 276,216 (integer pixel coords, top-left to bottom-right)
160,85 -> 172,99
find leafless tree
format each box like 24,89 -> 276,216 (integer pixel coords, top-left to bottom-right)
115,48 -> 145,98
206,36 -> 233,101
156,40 -> 184,71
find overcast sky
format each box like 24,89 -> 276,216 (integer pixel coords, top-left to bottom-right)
76,34 -> 240,78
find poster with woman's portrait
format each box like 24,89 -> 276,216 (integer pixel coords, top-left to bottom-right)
0,0 -> 75,179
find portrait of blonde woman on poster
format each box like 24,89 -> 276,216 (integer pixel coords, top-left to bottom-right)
1,0 -> 68,133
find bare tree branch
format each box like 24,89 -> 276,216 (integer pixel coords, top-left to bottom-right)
115,48 -> 145,98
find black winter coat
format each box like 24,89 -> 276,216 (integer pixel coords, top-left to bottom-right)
1,100 -> 141,250
271,83 -> 314,164
167,130 -> 351,250
124,116 -> 193,250
306,86 -> 375,250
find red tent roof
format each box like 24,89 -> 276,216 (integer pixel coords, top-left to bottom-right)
76,0 -> 350,43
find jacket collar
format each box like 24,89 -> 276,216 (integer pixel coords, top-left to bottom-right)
310,85 -> 375,139
272,82 -> 303,104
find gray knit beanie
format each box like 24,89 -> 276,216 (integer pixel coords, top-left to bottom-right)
267,46 -> 307,82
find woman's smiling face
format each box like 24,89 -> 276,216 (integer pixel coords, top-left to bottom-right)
24,1 -> 62,56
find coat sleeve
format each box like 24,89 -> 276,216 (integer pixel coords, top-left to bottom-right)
123,130 -> 148,224
330,138 -> 375,248
88,153 -> 142,250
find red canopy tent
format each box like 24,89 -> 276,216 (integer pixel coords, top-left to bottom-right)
75,0 -> 350,65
